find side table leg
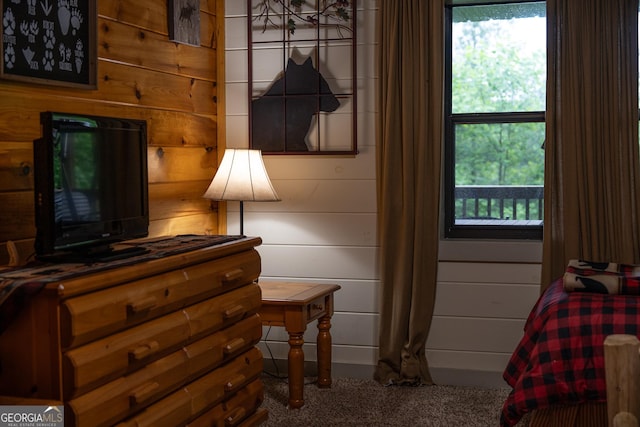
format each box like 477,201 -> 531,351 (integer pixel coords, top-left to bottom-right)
317,315 -> 333,388
288,332 -> 305,409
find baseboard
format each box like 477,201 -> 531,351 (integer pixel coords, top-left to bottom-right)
261,358 -> 509,389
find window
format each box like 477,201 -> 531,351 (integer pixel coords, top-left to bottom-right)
444,1 -> 546,239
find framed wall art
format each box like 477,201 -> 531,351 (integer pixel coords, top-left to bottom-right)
248,0 -> 357,155
168,0 -> 201,46
1,0 -> 97,89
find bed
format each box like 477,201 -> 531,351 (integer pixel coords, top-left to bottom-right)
500,260 -> 640,427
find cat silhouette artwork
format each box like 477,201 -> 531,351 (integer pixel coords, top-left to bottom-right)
251,57 -> 340,152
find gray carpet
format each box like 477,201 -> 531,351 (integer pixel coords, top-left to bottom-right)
261,375 -> 515,426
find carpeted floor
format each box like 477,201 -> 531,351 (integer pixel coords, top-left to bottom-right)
261,374 -> 515,426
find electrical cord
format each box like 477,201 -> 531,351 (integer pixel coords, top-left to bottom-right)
262,325 -> 285,379
261,325 -> 318,386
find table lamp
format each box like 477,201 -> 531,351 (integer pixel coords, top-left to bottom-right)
203,148 -> 280,235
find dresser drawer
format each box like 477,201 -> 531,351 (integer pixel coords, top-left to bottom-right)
183,283 -> 261,338
63,284 -> 262,398
60,250 -> 261,349
186,379 -> 265,427
67,315 -> 263,427
184,314 -> 262,376
234,408 -> 269,427
115,347 -> 264,427
69,343 -> 188,427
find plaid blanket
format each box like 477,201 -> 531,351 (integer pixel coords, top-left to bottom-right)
564,259 -> 640,295
500,277 -> 640,426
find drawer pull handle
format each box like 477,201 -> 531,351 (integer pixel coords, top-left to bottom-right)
127,296 -> 157,315
129,381 -> 160,406
129,341 -> 160,361
222,269 -> 244,283
223,305 -> 244,319
225,407 -> 246,426
224,374 -> 246,393
223,338 -> 246,355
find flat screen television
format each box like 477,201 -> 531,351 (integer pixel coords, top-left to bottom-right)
34,112 -> 150,262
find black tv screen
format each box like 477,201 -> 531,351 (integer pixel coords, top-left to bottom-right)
34,112 -> 149,262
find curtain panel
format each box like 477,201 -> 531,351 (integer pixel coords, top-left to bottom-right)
374,0 -> 444,385
542,0 -> 640,289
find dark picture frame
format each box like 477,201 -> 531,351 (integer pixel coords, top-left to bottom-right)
168,0 -> 201,46
248,0 -> 357,155
1,0 -> 97,89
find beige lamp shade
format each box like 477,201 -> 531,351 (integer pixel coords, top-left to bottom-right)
203,149 -> 279,235
203,149 -> 280,202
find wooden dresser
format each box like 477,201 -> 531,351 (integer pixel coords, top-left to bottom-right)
0,235 -> 267,427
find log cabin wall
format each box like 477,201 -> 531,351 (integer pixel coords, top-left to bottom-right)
0,0 -> 225,265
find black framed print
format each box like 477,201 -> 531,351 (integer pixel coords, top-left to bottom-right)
168,0 -> 201,46
1,0 -> 97,88
248,0 -> 357,155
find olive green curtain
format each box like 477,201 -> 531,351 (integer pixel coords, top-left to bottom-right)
541,0 -> 640,289
374,0 -> 444,385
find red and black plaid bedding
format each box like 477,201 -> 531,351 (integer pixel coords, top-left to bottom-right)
500,277 -> 640,426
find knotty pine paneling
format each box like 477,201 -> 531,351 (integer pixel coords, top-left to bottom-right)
0,142 -> 33,191
148,181 -> 214,221
98,0 -> 217,48
0,0 -> 223,265
98,18 -> 217,80
0,61 -> 217,115
97,61 -> 217,113
148,213 -> 218,237
0,61 -> 217,114
0,99 -> 218,149
0,192 -> 35,241
148,147 -> 217,182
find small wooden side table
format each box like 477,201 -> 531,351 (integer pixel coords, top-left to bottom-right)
258,281 -> 341,409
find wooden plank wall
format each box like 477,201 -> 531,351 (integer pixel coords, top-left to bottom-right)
0,0 -> 224,265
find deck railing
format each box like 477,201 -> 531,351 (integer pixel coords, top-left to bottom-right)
455,185 -> 544,222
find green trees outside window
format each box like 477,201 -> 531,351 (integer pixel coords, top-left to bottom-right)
445,1 -> 546,239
